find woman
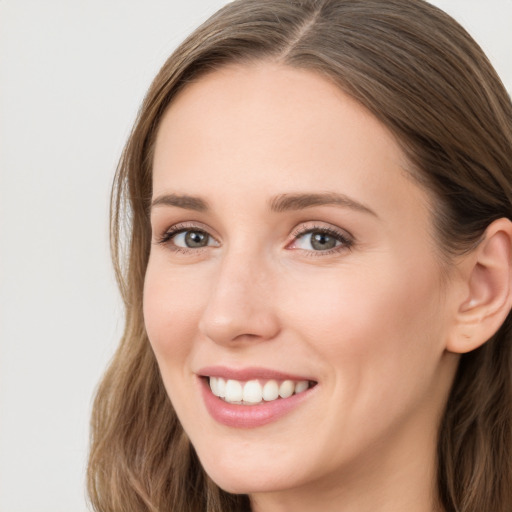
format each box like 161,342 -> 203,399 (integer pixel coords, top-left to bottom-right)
87,0 -> 512,511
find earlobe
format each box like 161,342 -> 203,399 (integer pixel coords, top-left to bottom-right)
447,218 -> 512,354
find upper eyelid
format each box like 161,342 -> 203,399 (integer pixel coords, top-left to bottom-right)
291,223 -> 354,240
154,220 -> 354,247
155,221 -> 217,237
153,222 -> 218,247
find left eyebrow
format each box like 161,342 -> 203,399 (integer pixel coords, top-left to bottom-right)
268,192 -> 378,217
150,193 -> 209,212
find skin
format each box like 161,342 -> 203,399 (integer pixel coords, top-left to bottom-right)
144,62 -> 465,512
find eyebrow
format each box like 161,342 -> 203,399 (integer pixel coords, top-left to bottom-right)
151,193 -> 209,212
268,192 -> 378,217
151,191 -> 377,217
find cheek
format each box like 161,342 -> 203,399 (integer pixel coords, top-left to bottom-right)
278,258 -> 449,460
284,255 -> 446,388
143,260 -> 204,365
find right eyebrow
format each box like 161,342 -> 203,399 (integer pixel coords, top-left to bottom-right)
268,192 -> 377,217
150,193 -> 209,212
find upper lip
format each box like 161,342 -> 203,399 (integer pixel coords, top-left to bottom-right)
197,365 -> 316,382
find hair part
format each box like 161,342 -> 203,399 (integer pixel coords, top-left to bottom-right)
88,1 -> 512,511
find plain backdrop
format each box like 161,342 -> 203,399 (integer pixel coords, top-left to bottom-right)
0,1 -> 510,511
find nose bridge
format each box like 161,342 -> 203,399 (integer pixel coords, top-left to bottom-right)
198,245 -> 280,344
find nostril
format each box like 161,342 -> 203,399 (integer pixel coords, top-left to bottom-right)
199,309 -> 281,346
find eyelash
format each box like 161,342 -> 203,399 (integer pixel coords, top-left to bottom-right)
290,225 -> 354,256
156,222 -> 214,254
156,222 -> 354,256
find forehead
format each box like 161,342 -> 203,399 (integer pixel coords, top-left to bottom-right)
152,62 -> 427,222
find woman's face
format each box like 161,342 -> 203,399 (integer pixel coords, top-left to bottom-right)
144,63 -> 460,502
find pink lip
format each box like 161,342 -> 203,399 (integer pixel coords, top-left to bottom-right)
197,365 -> 316,382
197,367 -> 317,429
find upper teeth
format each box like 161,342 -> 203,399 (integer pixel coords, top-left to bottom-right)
209,377 -> 311,405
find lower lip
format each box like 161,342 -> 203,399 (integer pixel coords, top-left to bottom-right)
199,378 -> 315,428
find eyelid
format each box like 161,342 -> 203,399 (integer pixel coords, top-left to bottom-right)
155,221 -> 220,247
287,223 -> 354,254
153,220 -> 354,255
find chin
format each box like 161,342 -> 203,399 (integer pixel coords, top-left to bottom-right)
208,473 -> 291,496
199,455 -> 303,495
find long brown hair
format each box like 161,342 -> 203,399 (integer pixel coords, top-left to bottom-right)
87,1 -> 512,510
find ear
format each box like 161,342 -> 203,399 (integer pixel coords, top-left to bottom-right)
447,218 -> 512,354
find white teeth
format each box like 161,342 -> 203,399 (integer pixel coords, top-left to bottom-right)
210,376 -> 219,396
225,379 -> 243,402
295,380 -> 309,394
208,377 -> 313,405
242,380 -> 263,403
262,380 -> 279,401
279,380 -> 295,398
209,377 -> 226,397
217,377 -> 226,398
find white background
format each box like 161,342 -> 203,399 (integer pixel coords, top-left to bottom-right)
0,1 -> 510,511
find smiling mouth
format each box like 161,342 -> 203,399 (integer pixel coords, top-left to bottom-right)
207,377 -> 317,405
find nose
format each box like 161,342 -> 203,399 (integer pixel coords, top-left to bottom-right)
198,251 -> 281,346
